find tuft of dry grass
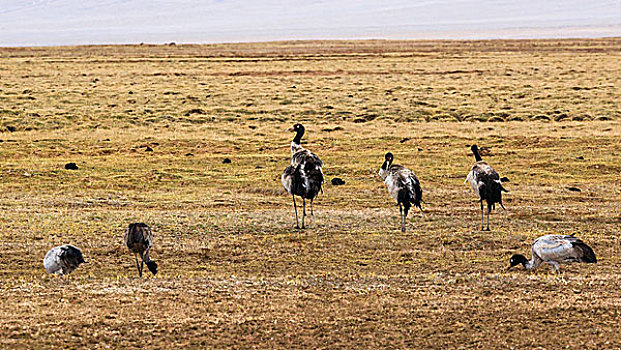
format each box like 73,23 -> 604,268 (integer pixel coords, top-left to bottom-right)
0,39 -> 620,349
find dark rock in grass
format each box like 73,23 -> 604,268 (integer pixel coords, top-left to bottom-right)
249,125 -> 257,130
185,153 -> 194,157
223,158 -> 232,164
567,187 -> 581,192
145,146 -> 153,152
400,138 -> 410,143
184,108 -> 205,116
6,126 -> 16,132
500,177 -> 510,183
65,163 -> 78,170
576,156 -> 584,160
322,126 -> 343,132
331,177 -> 345,186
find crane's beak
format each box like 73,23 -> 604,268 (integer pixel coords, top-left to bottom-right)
285,127 -> 294,132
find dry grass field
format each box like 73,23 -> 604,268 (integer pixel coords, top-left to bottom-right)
0,39 -> 620,349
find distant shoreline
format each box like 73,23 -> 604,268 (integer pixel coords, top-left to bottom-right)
1,30 -> 621,49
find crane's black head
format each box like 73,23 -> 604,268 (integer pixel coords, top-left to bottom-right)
508,254 -> 528,270
286,124 -> 305,144
470,144 -> 482,162
381,152 -> 394,170
146,260 -> 158,275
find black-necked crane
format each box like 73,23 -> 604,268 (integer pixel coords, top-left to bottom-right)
281,124 -> 324,229
43,244 -> 85,276
508,234 -> 596,273
124,223 -> 158,277
379,152 -> 422,232
465,144 -> 508,231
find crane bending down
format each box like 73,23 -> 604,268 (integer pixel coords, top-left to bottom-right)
125,223 -> 158,277
508,234 -> 596,273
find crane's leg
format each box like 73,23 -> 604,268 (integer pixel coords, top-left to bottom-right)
480,200 -> 485,231
139,252 -> 145,277
403,205 -> 409,233
144,248 -> 150,263
302,198 -> 306,229
135,253 -> 142,278
486,203 -> 492,231
399,203 -> 404,232
548,261 -> 560,273
292,195 -> 299,229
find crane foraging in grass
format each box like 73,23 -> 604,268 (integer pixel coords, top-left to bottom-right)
379,152 -> 422,232
465,144 -> 508,231
43,244 -> 85,277
508,234 -> 596,273
281,123 -> 324,229
124,223 -> 158,277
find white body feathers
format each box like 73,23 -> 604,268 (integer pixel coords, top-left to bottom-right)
525,235 -> 596,271
43,244 -> 84,275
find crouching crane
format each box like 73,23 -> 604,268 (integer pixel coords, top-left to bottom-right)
43,244 -> 85,277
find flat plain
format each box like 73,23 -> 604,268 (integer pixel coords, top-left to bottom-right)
0,39 -> 620,349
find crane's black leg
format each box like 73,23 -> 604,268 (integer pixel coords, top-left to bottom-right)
403,205 -> 409,232
480,200 -> 485,231
292,195 -> 299,229
486,203 -> 492,231
399,203 -> 404,232
135,253 -> 142,278
308,198 -> 315,226
302,198 -> 306,229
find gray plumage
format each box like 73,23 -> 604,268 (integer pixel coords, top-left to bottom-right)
509,234 -> 597,272
465,144 -> 508,231
124,223 -> 157,277
43,244 -> 85,276
282,124 -> 324,229
379,152 -> 422,232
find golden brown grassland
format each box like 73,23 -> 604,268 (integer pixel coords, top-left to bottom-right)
0,39 -> 620,349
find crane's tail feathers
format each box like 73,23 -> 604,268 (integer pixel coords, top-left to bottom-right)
572,242 -> 597,263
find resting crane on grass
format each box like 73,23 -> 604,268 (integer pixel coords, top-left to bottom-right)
43,244 -> 85,277
125,223 -> 158,277
379,152 -> 422,232
508,234 -> 596,273
465,144 -> 508,231
281,124 -> 324,229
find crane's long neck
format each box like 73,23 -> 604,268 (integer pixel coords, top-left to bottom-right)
381,159 -> 390,171
524,257 -> 539,270
292,127 -> 304,145
472,147 -> 482,162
